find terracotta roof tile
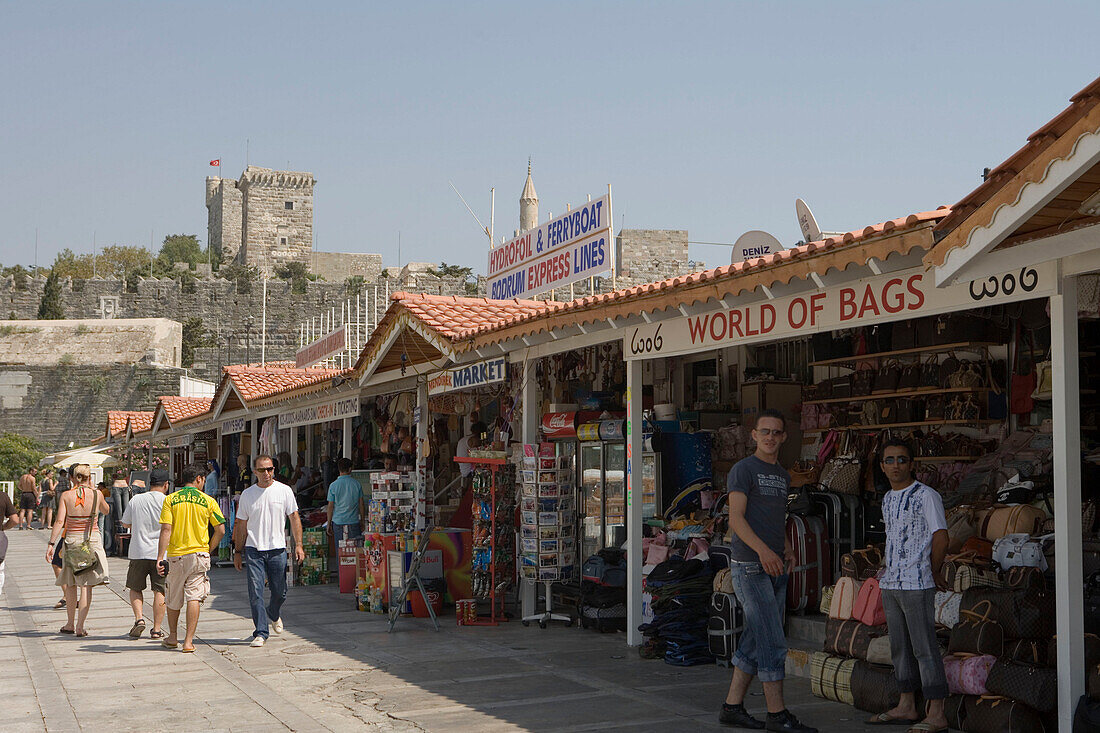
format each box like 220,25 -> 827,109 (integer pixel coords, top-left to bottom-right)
224,364 -> 345,402
157,396 -> 213,424
107,410 -> 151,438
392,292 -> 558,338
126,412 -> 154,434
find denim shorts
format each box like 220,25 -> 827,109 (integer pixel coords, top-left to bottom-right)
728,561 -> 788,682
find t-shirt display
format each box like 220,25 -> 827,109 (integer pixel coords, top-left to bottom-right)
159,486 -> 225,557
237,481 -> 299,551
122,491 -> 167,561
726,454 -> 790,563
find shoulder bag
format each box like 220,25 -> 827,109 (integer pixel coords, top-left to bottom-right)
819,432 -> 863,496
1010,327 -> 1036,415
63,491 -> 100,575
853,576 -> 885,627
948,606 -> 1004,657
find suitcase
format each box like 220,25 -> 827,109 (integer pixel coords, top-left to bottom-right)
786,514 -> 829,613
710,544 -> 732,572
708,591 -> 743,667
809,491 -> 862,582
863,499 -> 886,547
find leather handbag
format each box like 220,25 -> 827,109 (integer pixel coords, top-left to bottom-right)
823,618 -> 885,659
860,400 -> 880,427
820,439 -> 863,496
789,460 -> 819,488
961,590 -> 1054,639
872,361 -> 902,394
1003,566 -> 1046,591
809,652 -> 855,705
852,369 -> 876,397
1010,327 -> 1037,415
948,608 -> 1004,657
980,504 -> 1046,540
934,590 -> 963,628
991,533 -> 1048,572
943,653 -> 996,695
819,584 -> 834,615
829,577 -> 862,620
850,661 -> 904,715
853,577 -> 886,626
865,636 -> 893,666
898,363 -> 921,390
963,695 -> 1045,733
959,536 -> 994,564
920,357 -> 940,389
938,354 -> 961,388
924,395 -> 946,421
1003,638 -> 1046,666
984,660 -> 1056,714
841,545 -> 883,580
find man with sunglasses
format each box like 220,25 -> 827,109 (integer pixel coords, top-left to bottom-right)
867,439 -> 949,732
721,409 -> 815,733
234,454 -> 304,648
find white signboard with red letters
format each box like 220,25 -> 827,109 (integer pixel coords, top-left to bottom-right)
623,263 -> 1056,360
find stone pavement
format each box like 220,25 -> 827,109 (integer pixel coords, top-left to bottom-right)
2,527 -> 904,732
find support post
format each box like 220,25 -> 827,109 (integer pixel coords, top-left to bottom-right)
250,419 -> 259,469
342,417 -> 353,460
1053,275 -> 1084,728
520,355 -> 540,617
625,359 -> 644,646
415,379 -> 428,531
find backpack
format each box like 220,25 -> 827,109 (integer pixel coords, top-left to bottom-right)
582,548 -> 627,587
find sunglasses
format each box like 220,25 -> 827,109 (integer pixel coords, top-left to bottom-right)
256,466 -> 275,473
882,456 -> 911,465
755,428 -> 785,436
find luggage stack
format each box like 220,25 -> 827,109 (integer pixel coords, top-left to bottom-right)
638,556 -> 714,666
578,548 -> 627,632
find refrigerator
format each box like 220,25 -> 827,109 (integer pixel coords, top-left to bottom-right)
578,442 -> 662,560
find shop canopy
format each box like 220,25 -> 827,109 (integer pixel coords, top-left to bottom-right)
150,396 -> 213,439
40,446 -> 118,469
99,410 -> 153,445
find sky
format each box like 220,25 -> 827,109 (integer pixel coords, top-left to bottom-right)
1,1 -> 1098,274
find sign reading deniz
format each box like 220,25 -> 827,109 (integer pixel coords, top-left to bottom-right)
428,357 -> 507,396
488,194 -> 612,299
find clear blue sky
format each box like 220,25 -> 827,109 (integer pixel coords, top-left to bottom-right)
2,1 -> 1097,274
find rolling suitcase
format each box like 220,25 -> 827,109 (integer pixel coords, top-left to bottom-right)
786,514 -> 829,613
708,591 -> 743,667
809,491 -> 862,582
864,499 -> 886,547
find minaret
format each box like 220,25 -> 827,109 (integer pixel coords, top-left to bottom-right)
520,159 -> 539,233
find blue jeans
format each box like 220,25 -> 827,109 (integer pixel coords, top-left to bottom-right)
881,588 -> 948,699
728,561 -> 788,682
332,523 -> 361,543
244,547 -> 288,640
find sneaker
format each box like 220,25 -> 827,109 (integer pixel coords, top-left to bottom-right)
719,704 -> 765,729
250,636 -> 266,648
765,710 -> 817,733
271,618 -> 283,634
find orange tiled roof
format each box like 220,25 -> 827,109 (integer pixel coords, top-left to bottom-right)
157,396 -> 213,424
224,364 -> 345,402
126,412 -> 155,434
455,209 -> 948,348
107,410 -> 149,438
394,292 -> 557,338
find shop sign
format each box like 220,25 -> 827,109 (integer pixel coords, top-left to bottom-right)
624,263 -> 1056,360
221,417 -> 246,435
295,325 -> 346,368
427,357 -> 507,396
278,397 -> 360,430
542,412 -> 579,440
168,434 -> 193,448
487,193 -> 612,299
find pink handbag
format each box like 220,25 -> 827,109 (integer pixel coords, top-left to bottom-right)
944,654 -> 996,695
854,576 -> 886,626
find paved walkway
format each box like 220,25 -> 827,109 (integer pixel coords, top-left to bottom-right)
3,527 -> 899,732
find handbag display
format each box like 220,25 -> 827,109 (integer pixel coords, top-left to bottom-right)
820,435 -> 863,496
850,661 -> 904,715
991,532 -> 1048,572
934,590 -> 963,628
853,576 -> 885,627
865,635 -> 893,666
809,652 -> 856,705
829,576 -> 862,620
63,493 -> 100,575
898,363 -> 921,390
984,660 -> 1057,714
788,460 -> 819,489
945,562 -> 1004,593
943,653 -> 996,695
948,609 -> 1004,657
980,504 -> 1046,540
823,618 -> 885,659
960,590 -> 1054,639
872,361 -> 902,394
840,545 -> 883,580
963,695 -> 1046,733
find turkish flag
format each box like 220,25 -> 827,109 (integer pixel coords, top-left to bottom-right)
209,159 -> 220,166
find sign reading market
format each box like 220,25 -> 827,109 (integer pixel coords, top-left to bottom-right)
278,396 -> 360,430
487,193 -> 612,299
428,357 -> 508,396
624,263 -> 1056,360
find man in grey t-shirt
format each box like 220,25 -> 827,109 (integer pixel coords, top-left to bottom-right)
720,409 -> 816,733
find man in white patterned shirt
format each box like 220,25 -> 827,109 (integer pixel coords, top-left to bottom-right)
868,438 -> 949,732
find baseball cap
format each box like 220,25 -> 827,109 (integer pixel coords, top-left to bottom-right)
149,469 -> 170,486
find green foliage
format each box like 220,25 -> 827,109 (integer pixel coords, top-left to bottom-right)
464,281 -> 479,295
274,261 -> 315,294
86,374 -> 108,394
218,262 -> 257,294
58,353 -> 74,366
181,317 -> 216,368
2,265 -> 31,290
74,324 -> 90,336
156,234 -> 203,271
51,245 -> 155,280
37,270 -> 65,319
430,262 -> 474,279
0,432 -> 47,480
344,275 -> 365,295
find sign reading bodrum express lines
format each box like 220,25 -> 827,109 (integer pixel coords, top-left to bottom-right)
487,193 -> 612,299
624,263 -> 1055,360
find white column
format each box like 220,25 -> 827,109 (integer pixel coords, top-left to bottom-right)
520,356 -> 540,617
147,443 -> 154,472
625,359 -> 644,646
250,419 -> 259,467
168,447 -> 175,483
415,379 -> 429,531
1053,275 -> 1084,728
342,417 -> 353,460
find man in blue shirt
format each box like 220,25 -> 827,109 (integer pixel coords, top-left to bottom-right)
326,458 -> 364,543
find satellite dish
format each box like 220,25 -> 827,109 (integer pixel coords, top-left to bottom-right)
795,198 -> 823,242
731,230 -> 784,264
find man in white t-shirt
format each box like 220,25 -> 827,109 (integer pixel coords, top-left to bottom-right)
121,468 -> 169,639
233,454 -> 304,648
455,421 -> 485,478
868,439 -> 949,731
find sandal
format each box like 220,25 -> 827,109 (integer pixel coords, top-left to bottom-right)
181,646 -> 195,653
161,639 -> 179,649
74,630 -> 88,637
149,630 -> 166,640
128,619 -> 146,638
906,725 -> 948,733
868,712 -> 920,726
53,599 -> 66,609
59,627 -> 74,634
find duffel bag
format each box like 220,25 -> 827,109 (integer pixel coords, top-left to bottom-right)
829,577 -> 861,620
947,563 -> 1004,593
853,576 -> 886,626
819,584 -> 834,615
1002,638 -> 1046,666
934,590 -> 963,628
1048,632 -> 1100,670
960,536 -> 994,564
850,660 -> 904,714
991,532 -> 1048,572
984,660 -> 1057,714
865,635 -> 892,666
841,545 -> 883,580
943,653 -> 996,695
980,504 -> 1046,540
823,618 -> 885,660
1075,696 -> 1100,733
1003,565 -> 1045,591
809,652 -> 855,705
948,608 -> 1004,657
944,695 -> 969,731
945,510 -> 977,553
961,590 -> 1053,639
963,695 -> 1046,733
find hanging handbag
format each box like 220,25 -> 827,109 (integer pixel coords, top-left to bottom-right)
819,433 -> 863,496
789,460 -> 819,489
948,606 -> 1004,657
1031,359 -> 1053,400
984,660 -> 1057,714
963,695 -> 1045,733
943,653 -> 996,695
1010,326 -> 1036,415
63,492 -> 100,575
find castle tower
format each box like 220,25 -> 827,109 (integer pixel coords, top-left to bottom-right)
520,160 -> 539,233
236,166 -> 316,272
206,177 -> 243,262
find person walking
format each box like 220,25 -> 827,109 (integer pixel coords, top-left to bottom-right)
326,457 -> 364,544
39,470 -> 57,531
156,464 -> 225,653
18,467 -> 39,529
121,468 -> 169,640
233,454 -> 304,648
0,488 -> 19,597
49,468 -> 72,609
45,464 -> 110,636
865,439 -> 950,733
720,409 -> 816,733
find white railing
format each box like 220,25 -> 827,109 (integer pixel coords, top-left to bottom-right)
298,280 -> 392,369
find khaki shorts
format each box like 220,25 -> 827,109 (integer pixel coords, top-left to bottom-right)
165,552 -> 210,611
126,558 -> 167,595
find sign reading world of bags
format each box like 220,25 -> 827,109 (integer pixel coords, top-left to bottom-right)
623,262 -> 1057,360
278,397 -> 361,430
428,357 -> 507,396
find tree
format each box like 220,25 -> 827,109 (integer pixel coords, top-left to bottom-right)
432,262 -> 474,279
156,234 -> 203,271
37,271 -> 64,319
274,261 -> 314,294
0,432 -> 46,482
181,317 -> 215,367
51,245 -> 156,280
218,262 -> 257,294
